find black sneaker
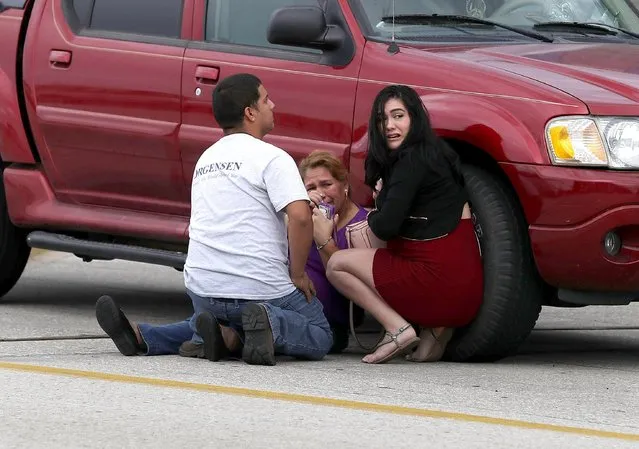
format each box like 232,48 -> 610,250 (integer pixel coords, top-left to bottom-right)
329,326 -> 350,354
178,340 -> 205,358
195,312 -> 228,362
95,295 -> 144,356
241,303 -> 275,366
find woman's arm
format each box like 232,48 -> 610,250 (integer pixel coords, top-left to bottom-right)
316,238 -> 340,268
367,155 -> 424,240
311,207 -> 340,268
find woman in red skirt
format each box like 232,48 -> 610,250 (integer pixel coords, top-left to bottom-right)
326,85 -> 483,364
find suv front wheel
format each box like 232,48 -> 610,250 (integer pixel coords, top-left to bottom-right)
444,165 -> 543,362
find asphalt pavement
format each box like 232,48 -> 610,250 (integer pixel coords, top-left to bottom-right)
0,250 -> 638,448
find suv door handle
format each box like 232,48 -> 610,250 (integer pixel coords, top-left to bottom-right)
49,50 -> 72,68
195,66 -> 220,84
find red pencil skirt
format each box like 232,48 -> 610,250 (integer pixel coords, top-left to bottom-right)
372,219 -> 483,328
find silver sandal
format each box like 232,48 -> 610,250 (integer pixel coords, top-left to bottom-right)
364,323 -> 421,364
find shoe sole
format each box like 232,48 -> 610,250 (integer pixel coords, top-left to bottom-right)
95,296 -> 138,356
178,343 -> 205,359
241,304 -> 275,366
195,313 -> 227,362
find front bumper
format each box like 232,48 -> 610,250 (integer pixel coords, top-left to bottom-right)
501,163 -> 639,292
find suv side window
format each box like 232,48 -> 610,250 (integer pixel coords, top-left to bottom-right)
2,0 -> 27,7
206,0 -> 320,52
68,0 -> 183,39
71,0 -> 92,27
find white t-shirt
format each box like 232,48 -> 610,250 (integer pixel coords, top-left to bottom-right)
184,133 -> 309,300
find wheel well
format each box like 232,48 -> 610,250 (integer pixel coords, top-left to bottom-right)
446,139 -> 512,190
445,138 -> 557,305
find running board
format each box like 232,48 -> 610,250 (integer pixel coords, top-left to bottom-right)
26,231 -> 186,269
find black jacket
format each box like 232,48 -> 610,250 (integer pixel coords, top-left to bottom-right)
367,150 -> 468,241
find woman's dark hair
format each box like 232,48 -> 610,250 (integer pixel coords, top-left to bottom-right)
364,84 -> 464,188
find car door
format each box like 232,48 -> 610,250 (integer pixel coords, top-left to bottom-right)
23,0 -> 190,215
179,0 -> 363,195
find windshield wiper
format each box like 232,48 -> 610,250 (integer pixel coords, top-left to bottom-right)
533,22 -> 639,39
380,14 -> 553,43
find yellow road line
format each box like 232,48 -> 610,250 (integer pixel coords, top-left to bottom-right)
0,361 -> 637,442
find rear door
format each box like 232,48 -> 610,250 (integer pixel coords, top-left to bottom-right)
179,0 -> 363,191
23,0 -> 190,215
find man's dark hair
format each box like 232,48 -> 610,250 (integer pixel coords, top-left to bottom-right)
212,73 -> 262,130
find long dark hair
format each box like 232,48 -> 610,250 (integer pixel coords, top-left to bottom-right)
364,84 -> 464,188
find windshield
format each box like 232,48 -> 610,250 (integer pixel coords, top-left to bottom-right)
352,0 -> 639,41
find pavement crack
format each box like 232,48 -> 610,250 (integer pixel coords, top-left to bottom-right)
0,335 -> 108,342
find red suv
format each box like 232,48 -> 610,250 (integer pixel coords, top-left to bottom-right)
1,0 -> 639,361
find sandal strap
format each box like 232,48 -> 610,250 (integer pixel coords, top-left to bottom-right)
395,323 -> 412,336
429,328 -> 452,344
380,323 -> 413,350
430,328 -> 442,342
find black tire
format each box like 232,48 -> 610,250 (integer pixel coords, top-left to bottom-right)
0,169 -> 30,299
444,165 -> 543,362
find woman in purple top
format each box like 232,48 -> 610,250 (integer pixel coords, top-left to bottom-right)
299,150 -> 368,352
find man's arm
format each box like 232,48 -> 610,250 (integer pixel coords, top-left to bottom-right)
285,200 -> 313,280
262,149 -> 315,300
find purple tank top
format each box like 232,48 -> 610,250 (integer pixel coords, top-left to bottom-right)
306,207 -> 368,327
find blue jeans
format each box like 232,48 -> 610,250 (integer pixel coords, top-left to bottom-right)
188,288 -> 333,360
138,317 -> 199,356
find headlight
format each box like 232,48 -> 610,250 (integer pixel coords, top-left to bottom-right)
598,118 -> 639,168
545,116 -> 639,169
546,118 -> 607,166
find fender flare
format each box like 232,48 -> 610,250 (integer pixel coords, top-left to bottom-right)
0,69 -> 35,164
420,93 -> 549,165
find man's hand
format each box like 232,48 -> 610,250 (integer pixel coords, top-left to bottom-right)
292,272 -> 316,302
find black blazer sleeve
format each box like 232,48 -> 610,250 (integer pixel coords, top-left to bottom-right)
367,155 -> 424,240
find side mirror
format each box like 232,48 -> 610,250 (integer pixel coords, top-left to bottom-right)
267,6 -> 345,50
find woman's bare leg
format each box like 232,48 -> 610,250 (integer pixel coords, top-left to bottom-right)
327,249 -> 417,363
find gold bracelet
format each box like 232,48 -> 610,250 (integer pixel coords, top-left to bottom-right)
316,236 -> 333,250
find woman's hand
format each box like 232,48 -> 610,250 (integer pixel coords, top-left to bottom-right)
308,191 -> 323,208
372,178 -> 383,200
312,207 -> 337,244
